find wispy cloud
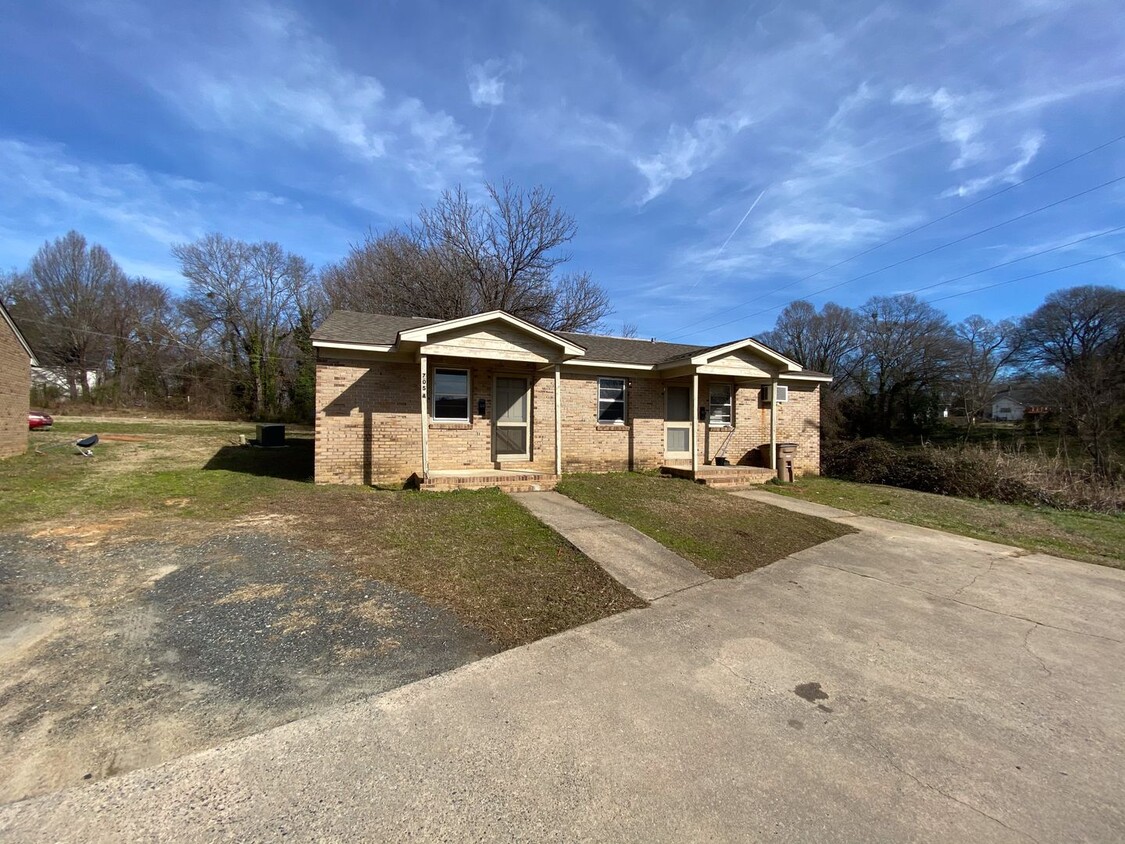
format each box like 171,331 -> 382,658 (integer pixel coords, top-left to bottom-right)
945,131 -> 1044,198
85,0 -> 481,195
633,113 -> 753,202
468,60 -> 506,107
893,86 -> 989,169
0,139 -> 352,285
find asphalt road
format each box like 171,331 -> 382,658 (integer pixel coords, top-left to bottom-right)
2,516 -> 1122,842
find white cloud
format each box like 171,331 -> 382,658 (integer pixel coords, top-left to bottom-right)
0,139 -> 353,285
86,0 -> 481,196
633,113 -> 753,203
893,86 -> 989,168
468,61 -> 506,107
945,131 -> 1044,197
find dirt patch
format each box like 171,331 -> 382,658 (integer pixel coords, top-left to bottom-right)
0,530 -> 495,804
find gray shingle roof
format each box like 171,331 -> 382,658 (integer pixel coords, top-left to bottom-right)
312,309 -> 829,376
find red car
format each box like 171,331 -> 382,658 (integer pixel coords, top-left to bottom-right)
28,411 -> 53,430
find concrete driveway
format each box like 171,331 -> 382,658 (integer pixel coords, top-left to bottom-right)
2,515 -> 1123,842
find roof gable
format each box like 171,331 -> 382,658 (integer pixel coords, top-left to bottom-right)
0,300 -> 38,365
397,311 -> 585,356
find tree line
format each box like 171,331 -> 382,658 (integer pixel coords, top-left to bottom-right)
0,181 -> 612,421
759,285 -> 1125,477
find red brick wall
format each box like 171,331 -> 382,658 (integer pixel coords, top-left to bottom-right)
0,317 -> 30,459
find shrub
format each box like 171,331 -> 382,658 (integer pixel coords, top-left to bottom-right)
823,439 -> 1122,513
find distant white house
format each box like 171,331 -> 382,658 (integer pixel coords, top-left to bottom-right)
990,387 -> 1049,422
992,393 -> 1026,421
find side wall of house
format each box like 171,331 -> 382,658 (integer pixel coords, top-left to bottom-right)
315,357 -> 421,485
0,319 -> 30,459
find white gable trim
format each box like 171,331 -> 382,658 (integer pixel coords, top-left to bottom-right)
397,310 -> 586,356
674,336 -> 803,371
0,302 -> 38,365
312,340 -> 395,353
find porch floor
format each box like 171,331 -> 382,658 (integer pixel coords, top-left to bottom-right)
660,464 -> 775,489
419,469 -> 559,493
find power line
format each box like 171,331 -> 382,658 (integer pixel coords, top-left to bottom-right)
668,171 -> 1125,340
922,248 -> 1125,304
668,131 -> 1125,339
903,224 -> 1125,296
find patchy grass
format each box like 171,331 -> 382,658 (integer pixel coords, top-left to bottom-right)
765,477 -> 1125,569
556,472 -> 856,579
4,418 -> 641,647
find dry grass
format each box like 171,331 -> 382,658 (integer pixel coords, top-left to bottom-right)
3,416 -> 643,649
556,472 -> 856,579
767,476 -> 1125,569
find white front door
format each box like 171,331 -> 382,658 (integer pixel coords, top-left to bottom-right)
494,376 -> 530,460
665,385 -> 691,460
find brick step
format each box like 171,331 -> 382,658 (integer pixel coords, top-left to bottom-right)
419,474 -> 559,493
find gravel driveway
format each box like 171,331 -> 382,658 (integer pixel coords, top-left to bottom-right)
0,522 -> 494,803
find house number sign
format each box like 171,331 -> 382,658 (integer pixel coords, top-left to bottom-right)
421,371 -> 427,399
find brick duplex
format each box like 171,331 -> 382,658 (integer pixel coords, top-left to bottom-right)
312,310 -> 829,486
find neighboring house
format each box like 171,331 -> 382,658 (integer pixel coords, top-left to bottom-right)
312,310 -> 831,489
0,299 -> 38,458
990,387 -> 1050,422
31,366 -> 101,398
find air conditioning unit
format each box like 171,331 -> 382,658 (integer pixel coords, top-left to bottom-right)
760,384 -> 789,404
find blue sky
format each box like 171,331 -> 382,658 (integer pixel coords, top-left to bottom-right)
1,0 -> 1123,343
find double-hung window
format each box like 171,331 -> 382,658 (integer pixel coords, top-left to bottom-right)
432,368 -> 470,422
709,384 -> 733,426
597,377 -> 627,425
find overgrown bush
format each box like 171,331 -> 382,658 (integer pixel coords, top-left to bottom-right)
824,439 -> 1123,513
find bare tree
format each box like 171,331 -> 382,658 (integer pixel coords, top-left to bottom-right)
13,232 -> 125,398
950,315 -> 1019,427
1018,285 -> 1125,477
851,294 -> 958,436
174,234 -> 316,418
323,181 -> 611,332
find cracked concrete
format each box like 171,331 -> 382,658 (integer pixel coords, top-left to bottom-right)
1,509 -> 1123,841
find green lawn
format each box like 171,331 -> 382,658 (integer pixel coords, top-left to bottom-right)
556,472 -> 856,579
4,419 -> 642,647
764,477 -> 1125,568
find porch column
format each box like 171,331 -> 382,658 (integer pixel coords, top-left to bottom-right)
419,354 -> 429,480
769,375 -> 777,471
554,365 -> 562,477
691,372 -> 699,476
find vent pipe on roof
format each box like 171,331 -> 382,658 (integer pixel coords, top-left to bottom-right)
650,337 -> 656,343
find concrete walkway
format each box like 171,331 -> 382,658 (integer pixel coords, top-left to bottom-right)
731,488 -> 855,519
512,491 -> 711,600
3,517 -> 1122,842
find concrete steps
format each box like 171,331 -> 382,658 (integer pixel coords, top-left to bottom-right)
659,465 -> 775,490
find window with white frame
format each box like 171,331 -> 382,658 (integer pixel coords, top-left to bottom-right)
597,377 -> 627,424
432,368 -> 470,422
709,384 -> 732,426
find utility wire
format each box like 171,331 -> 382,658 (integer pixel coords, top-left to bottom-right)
668,171 -> 1125,340
922,248 -> 1125,304
669,132 -> 1125,339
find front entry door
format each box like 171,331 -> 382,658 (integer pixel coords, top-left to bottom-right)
665,385 -> 691,459
494,376 -> 530,461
